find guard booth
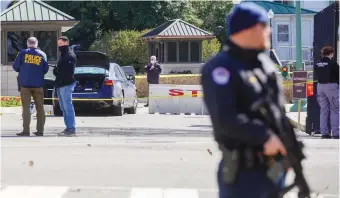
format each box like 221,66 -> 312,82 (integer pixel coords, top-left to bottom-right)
305,2 -> 339,135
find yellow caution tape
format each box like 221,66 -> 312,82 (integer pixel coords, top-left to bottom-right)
135,72 -> 307,79
135,74 -> 201,78
0,80 -> 317,102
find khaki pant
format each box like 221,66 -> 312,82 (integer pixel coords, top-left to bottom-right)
20,87 -> 45,132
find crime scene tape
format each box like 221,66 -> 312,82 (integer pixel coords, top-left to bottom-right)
0,80 -> 317,102
135,74 -> 201,78
134,72 -> 304,79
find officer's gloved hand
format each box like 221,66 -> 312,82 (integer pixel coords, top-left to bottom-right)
263,130 -> 287,156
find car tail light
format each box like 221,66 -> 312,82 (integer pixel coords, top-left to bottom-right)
104,80 -> 114,86
307,83 -> 314,96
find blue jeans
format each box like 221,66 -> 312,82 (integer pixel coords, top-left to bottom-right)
218,159 -> 286,198
57,82 -> 76,132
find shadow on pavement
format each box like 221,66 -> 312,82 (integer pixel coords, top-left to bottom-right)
189,124 -> 212,128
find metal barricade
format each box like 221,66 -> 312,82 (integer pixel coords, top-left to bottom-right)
148,84 -> 209,115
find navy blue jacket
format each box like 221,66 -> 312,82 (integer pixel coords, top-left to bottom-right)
13,47 -> 49,88
146,63 -> 162,84
201,40 -> 288,149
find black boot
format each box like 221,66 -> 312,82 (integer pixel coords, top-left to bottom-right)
16,132 -> 30,136
33,132 -> 44,136
321,134 -> 331,139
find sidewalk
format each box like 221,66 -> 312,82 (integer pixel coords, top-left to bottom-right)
1,104 -> 308,132
286,112 -> 307,132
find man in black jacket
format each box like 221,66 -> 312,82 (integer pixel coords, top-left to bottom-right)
145,55 -> 162,107
53,36 -> 77,136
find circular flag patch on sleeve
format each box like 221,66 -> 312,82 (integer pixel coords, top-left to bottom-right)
212,67 -> 230,85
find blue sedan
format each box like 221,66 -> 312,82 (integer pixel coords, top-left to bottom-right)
44,51 -> 138,116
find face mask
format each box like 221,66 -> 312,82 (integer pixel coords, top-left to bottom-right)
150,60 -> 156,64
59,45 -> 69,53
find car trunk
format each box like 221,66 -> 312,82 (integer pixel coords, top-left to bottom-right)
74,74 -> 106,92
73,51 -> 110,93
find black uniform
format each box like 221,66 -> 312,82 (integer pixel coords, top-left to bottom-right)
314,57 -> 339,137
202,39 -> 287,149
201,39 -> 288,197
314,57 -> 339,84
53,47 -> 77,88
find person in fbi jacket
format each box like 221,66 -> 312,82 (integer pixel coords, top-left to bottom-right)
12,37 -> 49,136
201,3 -> 289,198
314,46 -> 339,139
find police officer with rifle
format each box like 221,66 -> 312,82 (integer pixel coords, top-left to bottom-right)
201,3 -> 311,198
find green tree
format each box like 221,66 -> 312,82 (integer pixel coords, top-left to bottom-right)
45,1 -> 190,49
202,38 -> 222,62
190,1 -> 234,44
90,30 -> 150,72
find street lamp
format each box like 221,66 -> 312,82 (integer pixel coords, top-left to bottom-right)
267,9 -> 274,49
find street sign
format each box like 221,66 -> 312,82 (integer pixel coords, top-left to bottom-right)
292,71 -> 308,98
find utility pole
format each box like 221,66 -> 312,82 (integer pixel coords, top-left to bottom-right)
296,0 -> 302,71
290,0 -> 306,113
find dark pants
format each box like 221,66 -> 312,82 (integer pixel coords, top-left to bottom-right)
316,83 -> 339,136
20,87 -> 45,133
218,159 -> 286,198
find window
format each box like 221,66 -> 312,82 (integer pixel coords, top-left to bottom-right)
274,0 -> 294,6
277,24 -> 289,43
117,66 -> 127,80
150,43 -> 155,57
190,42 -> 200,62
179,42 -> 189,62
167,42 -> 177,62
113,64 -> 124,79
75,67 -> 106,75
34,31 -> 58,61
7,31 -> 30,62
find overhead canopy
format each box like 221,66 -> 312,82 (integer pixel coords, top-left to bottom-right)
1,0 -> 78,32
141,19 -> 215,40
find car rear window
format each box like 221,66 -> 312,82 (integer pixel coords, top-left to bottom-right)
122,66 -> 136,75
75,67 -> 106,74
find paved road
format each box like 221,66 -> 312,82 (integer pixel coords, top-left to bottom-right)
1,106 -> 339,198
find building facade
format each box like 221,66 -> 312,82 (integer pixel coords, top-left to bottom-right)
141,19 -> 215,74
1,0 -> 78,96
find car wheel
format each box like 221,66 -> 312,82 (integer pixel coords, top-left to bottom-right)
112,103 -> 123,116
53,104 -> 63,116
126,99 -> 137,114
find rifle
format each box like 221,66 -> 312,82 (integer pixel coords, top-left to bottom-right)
251,96 -> 311,198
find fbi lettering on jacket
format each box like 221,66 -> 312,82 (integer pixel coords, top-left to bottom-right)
24,54 -> 42,65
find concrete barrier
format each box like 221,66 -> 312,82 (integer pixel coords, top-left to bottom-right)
148,84 -> 208,115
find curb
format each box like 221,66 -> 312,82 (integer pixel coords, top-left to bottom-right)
0,107 -> 21,114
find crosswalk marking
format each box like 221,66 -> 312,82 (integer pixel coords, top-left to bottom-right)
163,189 -> 199,198
0,185 -> 337,198
0,185 -> 69,198
130,188 -> 199,198
130,188 -> 163,198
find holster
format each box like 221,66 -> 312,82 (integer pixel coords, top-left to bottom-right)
221,147 -> 240,184
266,156 -> 291,182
